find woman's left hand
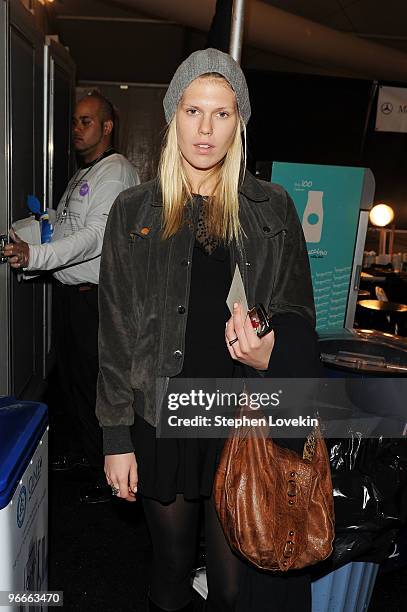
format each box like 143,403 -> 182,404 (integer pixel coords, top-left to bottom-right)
225,302 -> 275,371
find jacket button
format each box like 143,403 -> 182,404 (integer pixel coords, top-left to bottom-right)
177,305 -> 186,314
263,226 -> 270,233
181,259 -> 190,267
173,350 -> 183,359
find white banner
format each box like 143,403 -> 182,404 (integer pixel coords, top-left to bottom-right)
376,85 -> 407,133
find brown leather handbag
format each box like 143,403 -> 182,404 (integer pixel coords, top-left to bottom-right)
213,417 -> 334,572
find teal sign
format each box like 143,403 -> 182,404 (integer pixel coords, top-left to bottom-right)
271,162 -> 365,331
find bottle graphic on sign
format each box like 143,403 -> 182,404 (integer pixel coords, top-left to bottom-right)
302,190 -> 324,243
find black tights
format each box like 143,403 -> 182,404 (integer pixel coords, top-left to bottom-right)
142,495 -> 244,611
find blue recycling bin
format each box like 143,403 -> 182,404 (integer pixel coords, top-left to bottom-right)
0,397 -> 48,599
312,562 -> 379,612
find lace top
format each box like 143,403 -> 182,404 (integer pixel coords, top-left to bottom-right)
192,196 -> 220,255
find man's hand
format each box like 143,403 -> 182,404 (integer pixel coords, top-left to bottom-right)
104,452 -> 138,502
3,230 -> 30,268
225,302 -> 275,371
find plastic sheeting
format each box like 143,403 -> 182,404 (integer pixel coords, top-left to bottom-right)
326,435 -> 407,567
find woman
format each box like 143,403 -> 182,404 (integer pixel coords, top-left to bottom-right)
96,49 -> 320,612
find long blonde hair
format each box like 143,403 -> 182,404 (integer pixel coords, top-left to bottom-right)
159,74 -> 246,243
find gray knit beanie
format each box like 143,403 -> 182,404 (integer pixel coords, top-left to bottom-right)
163,48 -> 251,125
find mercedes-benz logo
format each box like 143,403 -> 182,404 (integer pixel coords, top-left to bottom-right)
381,102 -> 393,115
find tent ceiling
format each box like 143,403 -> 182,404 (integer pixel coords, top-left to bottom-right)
52,0 -> 407,47
262,0 -> 407,52
110,0 -> 407,55
51,1 -> 407,81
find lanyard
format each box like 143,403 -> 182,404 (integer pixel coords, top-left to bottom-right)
61,148 -> 114,218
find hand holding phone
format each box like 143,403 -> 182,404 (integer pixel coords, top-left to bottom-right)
226,302 -> 275,371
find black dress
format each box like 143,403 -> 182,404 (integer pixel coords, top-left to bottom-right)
131,239 -> 240,502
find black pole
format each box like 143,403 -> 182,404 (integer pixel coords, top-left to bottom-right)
359,80 -> 379,163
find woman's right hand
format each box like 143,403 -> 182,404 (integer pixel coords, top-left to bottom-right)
104,453 -> 138,502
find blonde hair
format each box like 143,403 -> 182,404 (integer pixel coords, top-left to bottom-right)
159,74 -> 246,243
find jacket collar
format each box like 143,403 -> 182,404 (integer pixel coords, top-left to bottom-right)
151,170 -> 268,207
151,178 -> 163,207
238,170 -> 269,202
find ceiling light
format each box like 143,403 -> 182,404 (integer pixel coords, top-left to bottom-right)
369,204 -> 394,227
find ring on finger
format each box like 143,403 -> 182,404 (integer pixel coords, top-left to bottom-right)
228,337 -> 239,346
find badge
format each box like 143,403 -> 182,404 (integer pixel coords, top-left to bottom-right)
79,182 -> 89,196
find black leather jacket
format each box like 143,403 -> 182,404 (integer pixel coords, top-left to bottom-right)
96,171 -> 316,454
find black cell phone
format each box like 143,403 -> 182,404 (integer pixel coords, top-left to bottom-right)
248,303 -> 273,338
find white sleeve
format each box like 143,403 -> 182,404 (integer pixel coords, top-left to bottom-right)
26,180 -> 129,272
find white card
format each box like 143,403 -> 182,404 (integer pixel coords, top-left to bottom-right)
226,264 -> 248,315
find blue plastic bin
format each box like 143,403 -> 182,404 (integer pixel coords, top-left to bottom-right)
0,397 -> 48,510
312,562 -> 379,612
0,397 -> 49,597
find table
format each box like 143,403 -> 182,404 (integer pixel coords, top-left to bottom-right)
357,300 -> 407,335
361,271 -> 386,283
358,300 -> 407,313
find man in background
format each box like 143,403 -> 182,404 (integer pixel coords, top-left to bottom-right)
5,91 -> 140,503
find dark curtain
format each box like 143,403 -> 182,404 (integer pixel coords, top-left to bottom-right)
76,85 -> 166,182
